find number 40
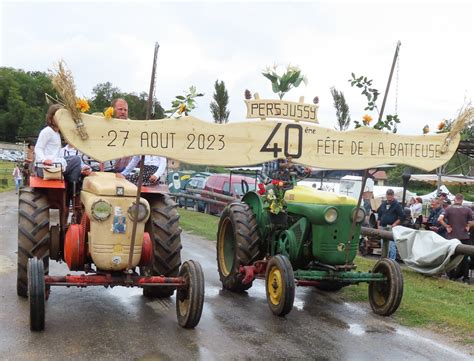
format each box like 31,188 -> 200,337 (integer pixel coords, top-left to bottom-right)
260,123 -> 303,158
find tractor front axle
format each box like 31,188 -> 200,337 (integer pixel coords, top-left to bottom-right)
44,274 -> 187,288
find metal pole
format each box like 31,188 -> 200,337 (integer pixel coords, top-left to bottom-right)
345,169 -> 368,264
378,41 -> 401,122
127,43 -> 160,272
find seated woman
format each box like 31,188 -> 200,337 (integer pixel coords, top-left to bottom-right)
120,155 -> 166,186
35,104 -> 85,193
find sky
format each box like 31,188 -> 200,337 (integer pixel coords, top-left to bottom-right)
1,0 -> 473,135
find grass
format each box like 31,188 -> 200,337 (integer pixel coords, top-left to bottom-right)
343,256 -> 473,343
0,161 -> 15,192
177,208 -> 474,343
178,208 -> 220,241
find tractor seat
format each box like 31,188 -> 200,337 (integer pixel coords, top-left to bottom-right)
29,176 -> 66,189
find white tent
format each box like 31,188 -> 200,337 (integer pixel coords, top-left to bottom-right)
418,185 -> 454,202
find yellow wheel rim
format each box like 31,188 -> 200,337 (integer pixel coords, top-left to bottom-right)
218,219 -> 231,276
267,266 -> 283,306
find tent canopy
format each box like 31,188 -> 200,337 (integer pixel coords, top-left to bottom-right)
411,174 -> 474,186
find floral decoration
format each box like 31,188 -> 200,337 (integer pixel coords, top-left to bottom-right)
422,125 -> 430,134
437,121 -> 446,131
362,114 -> 373,126
104,107 -> 114,119
260,179 -> 286,214
75,98 -> 90,113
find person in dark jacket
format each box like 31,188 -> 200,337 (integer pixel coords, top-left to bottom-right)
377,189 -> 404,260
426,198 -> 446,237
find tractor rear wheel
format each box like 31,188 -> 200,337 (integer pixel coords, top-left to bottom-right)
18,187 -> 50,298
368,258 -> 403,316
265,255 -> 295,317
217,202 -> 261,292
28,257 -> 45,331
176,260 -> 205,329
142,195 -> 182,298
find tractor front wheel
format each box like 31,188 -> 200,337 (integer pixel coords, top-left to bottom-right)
176,260 -> 205,329
368,258 -> 403,316
18,188 -> 50,298
217,202 -> 261,292
265,255 -> 295,317
28,257 -> 45,331
142,195 -> 182,298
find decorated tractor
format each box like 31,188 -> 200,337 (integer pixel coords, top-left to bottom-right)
217,166 -> 403,317
19,172 -> 204,331
30,59 -> 466,331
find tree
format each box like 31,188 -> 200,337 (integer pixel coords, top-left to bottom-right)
210,80 -> 230,124
89,82 -> 121,113
0,67 -> 56,141
330,87 -> 351,131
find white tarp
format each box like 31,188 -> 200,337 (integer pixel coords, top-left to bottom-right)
393,226 -> 463,275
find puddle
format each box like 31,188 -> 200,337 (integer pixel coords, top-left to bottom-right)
146,298 -> 173,314
293,297 -> 305,311
396,328 -> 471,359
348,323 -> 365,336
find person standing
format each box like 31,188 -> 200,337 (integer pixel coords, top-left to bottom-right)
426,198 -> 446,237
377,189 -> 404,260
12,163 -> 22,194
438,193 -> 473,284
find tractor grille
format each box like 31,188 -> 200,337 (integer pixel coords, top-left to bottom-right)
93,244 -> 141,254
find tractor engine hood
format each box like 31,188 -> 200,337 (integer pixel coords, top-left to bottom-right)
285,185 -> 357,205
82,172 -> 138,196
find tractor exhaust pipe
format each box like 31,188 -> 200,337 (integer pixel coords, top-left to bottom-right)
360,227 -> 474,257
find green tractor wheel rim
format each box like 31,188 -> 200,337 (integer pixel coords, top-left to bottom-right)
218,218 -> 235,277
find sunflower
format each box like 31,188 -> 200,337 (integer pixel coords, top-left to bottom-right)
362,114 -> 373,125
178,103 -> 186,114
76,98 -> 90,113
104,107 -> 114,119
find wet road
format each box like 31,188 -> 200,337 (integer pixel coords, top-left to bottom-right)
0,191 -> 471,360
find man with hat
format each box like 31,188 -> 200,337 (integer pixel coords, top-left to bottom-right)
377,189 -> 404,260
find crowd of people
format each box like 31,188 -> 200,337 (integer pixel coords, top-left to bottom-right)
18,98 -> 167,201
376,189 -> 473,285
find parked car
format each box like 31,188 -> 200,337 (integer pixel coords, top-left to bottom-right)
203,173 -> 257,215
178,175 -> 209,212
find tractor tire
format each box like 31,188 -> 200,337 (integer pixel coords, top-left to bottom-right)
368,258 -> 404,316
265,255 -> 295,317
217,202 -> 261,292
142,195 -> 182,298
28,257 -> 46,331
176,260 -> 205,329
17,187 -> 50,298
314,282 -> 344,292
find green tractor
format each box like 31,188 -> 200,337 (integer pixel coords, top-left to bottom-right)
217,165 -> 403,317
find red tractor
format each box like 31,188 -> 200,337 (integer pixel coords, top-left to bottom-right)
18,172 -> 204,331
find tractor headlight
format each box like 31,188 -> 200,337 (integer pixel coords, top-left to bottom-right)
127,201 -> 149,222
352,207 -> 366,223
91,199 -> 112,221
324,207 -> 338,224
